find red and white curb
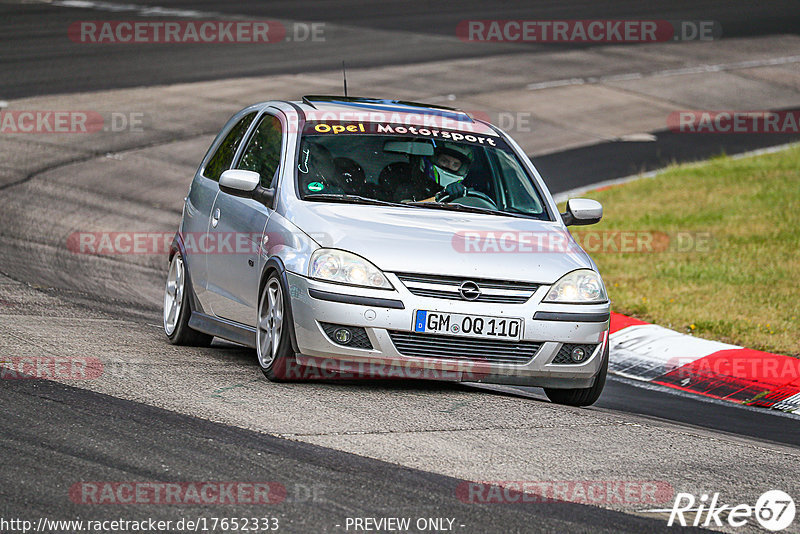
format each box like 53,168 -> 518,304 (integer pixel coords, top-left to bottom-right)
609,313 -> 800,414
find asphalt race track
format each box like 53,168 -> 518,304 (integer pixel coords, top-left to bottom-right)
2,377 -> 709,533
1,1 -> 800,533
3,0 -> 800,99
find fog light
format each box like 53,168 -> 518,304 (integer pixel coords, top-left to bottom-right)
571,347 -> 587,362
334,328 -> 352,344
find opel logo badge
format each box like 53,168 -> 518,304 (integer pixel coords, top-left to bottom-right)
459,281 -> 481,301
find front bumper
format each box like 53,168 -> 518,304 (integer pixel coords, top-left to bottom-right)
286,272 -> 610,388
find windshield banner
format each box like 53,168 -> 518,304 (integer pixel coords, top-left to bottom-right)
303,121 -> 503,147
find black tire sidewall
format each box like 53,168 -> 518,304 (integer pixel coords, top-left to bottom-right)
545,343 -> 609,407
259,274 -> 298,380
165,253 -> 212,347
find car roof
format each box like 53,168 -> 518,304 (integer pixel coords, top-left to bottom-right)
299,95 -> 472,120
271,95 -> 499,136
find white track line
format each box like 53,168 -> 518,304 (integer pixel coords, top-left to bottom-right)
50,0 -> 223,18
526,55 -> 800,91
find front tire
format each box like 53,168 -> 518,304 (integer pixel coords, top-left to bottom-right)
256,274 -> 298,381
544,344 -> 609,407
163,252 -> 213,346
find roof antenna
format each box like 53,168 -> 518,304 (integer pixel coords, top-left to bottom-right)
342,61 -> 348,98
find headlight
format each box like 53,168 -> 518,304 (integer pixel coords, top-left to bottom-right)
309,249 -> 392,289
543,269 -> 608,304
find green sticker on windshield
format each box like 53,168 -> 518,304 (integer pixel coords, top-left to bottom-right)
307,181 -> 324,192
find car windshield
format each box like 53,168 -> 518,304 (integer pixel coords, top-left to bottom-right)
296,121 -> 551,220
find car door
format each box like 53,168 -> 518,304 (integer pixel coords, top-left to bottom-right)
204,110 -> 285,326
183,110 -> 257,314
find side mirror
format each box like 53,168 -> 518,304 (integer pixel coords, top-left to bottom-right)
561,198 -> 602,226
220,169 -> 260,194
219,169 -> 275,207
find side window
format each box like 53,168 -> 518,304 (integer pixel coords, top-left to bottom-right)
203,112 -> 256,181
237,114 -> 283,188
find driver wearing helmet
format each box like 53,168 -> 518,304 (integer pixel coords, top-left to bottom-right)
420,142 -> 472,201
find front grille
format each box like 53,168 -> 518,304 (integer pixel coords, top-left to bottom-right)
405,287 -> 530,304
388,331 -> 541,364
320,323 -> 373,349
551,343 -> 598,364
394,272 -> 539,304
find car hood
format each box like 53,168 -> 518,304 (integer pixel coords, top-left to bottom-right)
286,203 -> 594,284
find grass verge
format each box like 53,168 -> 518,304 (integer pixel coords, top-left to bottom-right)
566,146 -> 800,356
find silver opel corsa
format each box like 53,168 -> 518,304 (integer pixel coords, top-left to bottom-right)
164,96 -> 611,406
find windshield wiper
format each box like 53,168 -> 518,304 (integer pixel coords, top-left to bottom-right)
303,194 -> 406,208
304,194 -> 532,219
404,201 -> 526,218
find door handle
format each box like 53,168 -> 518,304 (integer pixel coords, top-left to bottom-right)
211,208 -> 220,228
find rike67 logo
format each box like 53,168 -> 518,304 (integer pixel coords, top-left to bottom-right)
649,490 -> 795,531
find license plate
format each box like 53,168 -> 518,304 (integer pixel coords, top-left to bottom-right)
414,310 -> 523,341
